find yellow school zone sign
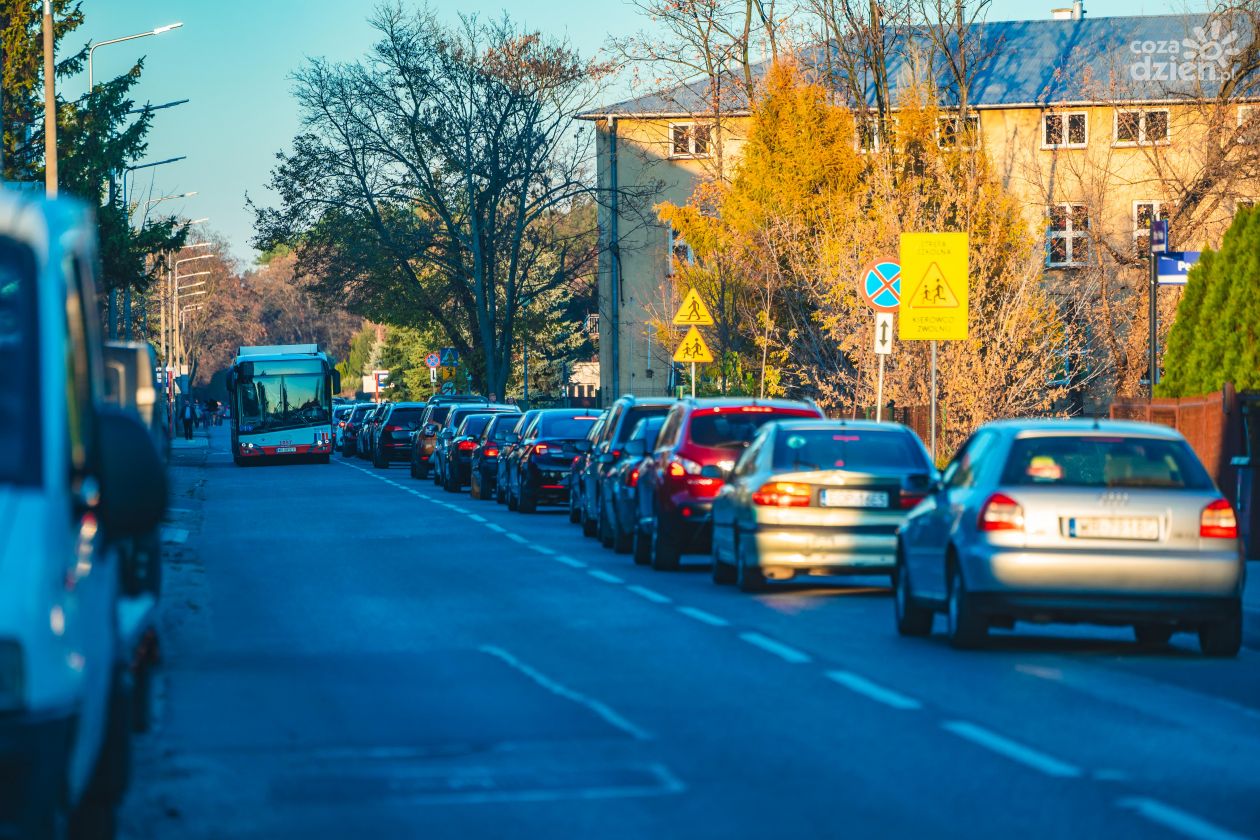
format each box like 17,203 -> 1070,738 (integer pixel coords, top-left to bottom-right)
899,232 -> 969,340
673,326 -> 714,363
672,288 -> 715,326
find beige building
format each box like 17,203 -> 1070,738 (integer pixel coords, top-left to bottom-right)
577,10 -> 1259,404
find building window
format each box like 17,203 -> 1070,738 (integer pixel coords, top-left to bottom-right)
1047,204 -> 1089,267
1042,111 -> 1088,148
937,114 -> 980,149
667,228 -> 694,275
1239,105 -> 1257,144
670,123 -> 710,157
1133,201 -> 1166,255
856,115 -> 882,153
583,312 -> 599,340
1114,109 -> 1169,145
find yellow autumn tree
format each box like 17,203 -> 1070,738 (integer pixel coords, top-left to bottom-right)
660,61 -> 1071,456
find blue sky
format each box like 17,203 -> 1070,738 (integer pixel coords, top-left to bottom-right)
72,0 -> 1203,264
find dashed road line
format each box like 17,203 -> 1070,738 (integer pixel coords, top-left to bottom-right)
826,670 -> 922,711
484,523 -> 508,534
738,632 -> 812,664
676,606 -> 729,627
942,721 -> 1081,778
480,645 -> 651,741
467,514 -> 488,523
505,533 -> 530,545
626,585 -> 671,605
553,555 -> 587,569
1117,797 -> 1252,840
529,544 -> 557,556
588,570 -> 624,585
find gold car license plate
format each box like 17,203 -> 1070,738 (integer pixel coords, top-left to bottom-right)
1067,517 -> 1159,541
820,489 -> 888,508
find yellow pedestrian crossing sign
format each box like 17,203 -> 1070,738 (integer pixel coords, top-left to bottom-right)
673,326 -> 714,363
672,288 -> 714,326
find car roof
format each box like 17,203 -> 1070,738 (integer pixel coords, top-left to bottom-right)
683,397 -> 819,411
771,419 -> 911,433
983,418 -> 1185,440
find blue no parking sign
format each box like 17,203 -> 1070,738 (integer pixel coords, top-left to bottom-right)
860,259 -> 901,312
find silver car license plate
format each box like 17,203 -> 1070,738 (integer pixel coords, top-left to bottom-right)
1067,517 -> 1159,541
820,489 -> 888,508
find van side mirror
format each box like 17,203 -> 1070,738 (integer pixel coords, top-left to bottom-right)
97,408 -> 167,539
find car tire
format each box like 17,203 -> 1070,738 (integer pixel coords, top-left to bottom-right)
507,476 -> 520,511
1199,608 -> 1242,657
946,560 -> 987,649
1133,623 -> 1174,647
651,510 -> 681,572
893,549 -> 933,637
496,473 -> 507,505
632,522 -> 651,566
372,447 -> 387,469
581,502 -> 598,537
316,454 -> 331,465
711,529 -> 735,584
518,475 -> 537,513
612,509 -> 634,554
735,534 -> 765,592
416,462 -> 429,480
568,488 -> 582,523
598,502 -> 615,549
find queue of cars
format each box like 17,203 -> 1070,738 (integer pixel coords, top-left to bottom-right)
344,390 -> 1246,657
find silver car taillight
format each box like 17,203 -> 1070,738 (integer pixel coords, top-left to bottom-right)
979,493 -> 1024,532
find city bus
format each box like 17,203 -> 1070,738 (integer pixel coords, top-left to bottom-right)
226,344 -> 341,465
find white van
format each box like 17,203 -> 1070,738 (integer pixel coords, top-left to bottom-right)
0,195 -> 167,837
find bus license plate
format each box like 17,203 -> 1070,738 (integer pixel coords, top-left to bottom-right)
820,489 -> 888,508
275,446 -> 297,454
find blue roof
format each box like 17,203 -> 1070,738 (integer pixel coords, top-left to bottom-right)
579,13 -> 1258,117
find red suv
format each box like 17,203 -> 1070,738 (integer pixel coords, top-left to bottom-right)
635,398 -> 824,571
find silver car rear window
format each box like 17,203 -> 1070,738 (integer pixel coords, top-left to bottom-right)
1000,436 -> 1213,490
773,429 -> 927,471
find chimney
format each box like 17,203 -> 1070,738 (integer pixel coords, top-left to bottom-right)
1051,2 -> 1083,19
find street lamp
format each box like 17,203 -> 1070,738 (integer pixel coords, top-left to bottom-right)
87,22 -> 183,91
140,190 -> 197,215
109,155 -> 187,339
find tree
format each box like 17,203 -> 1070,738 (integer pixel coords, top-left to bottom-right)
1159,206 -> 1260,396
255,3 -> 608,397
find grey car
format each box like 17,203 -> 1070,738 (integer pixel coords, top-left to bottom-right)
894,419 -> 1245,655
711,420 -> 935,591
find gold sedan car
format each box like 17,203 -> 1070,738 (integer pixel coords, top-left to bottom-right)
711,420 -> 935,592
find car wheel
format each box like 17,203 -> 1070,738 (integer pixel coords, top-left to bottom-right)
443,467 -> 457,493
711,528 -> 735,584
580,501 -> 598,537
469,471 -> 481,499
651,510 -> 681,572
735,534 -> 765,592
1199,608 -> 1242,657
496,474 -> 507,504
633,521 -> 651,566
372,447 -> 387,469
518,475 -> 537,513
946,560 -> 987,649
507,475 -> 520,511
568,488 -> 582,523
1133,623 -> 1174,647
893,548 -> 933,637
612,507 -> 634,554
598,501 -> 615,549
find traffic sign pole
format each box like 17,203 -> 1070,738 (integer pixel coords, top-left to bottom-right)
876,355 -> 886,423
930,341 -> 938,463
691,362 -> 696,399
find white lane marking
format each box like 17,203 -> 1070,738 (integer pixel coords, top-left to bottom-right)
1117,798 -> 1253,840
676,606 -> 729,627
942,721 -> 1081,778
588,570 -> 624,585
738,632 -> 812,664
826,671 -> 922,711
505,533 -> 530,545
529,544 -> 556,556
626,585 -> 671,604
160,527 -> 188,544
480,645 -> 651,741
484,523 -> 508,534
554,555 -> 587,569
468,514 -> 488,523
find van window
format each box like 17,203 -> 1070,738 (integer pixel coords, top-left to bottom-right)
0,238 -> 41,486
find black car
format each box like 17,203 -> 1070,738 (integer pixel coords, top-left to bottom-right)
433,404 -> 518,489
371,402 -> 427,468
577,396 -> 674,538
603,415 -> 666,554
359,402 -> 391,459
470,413 -> 524,501
506,409 -> 604,513
569,413 -> 609,524
340,403 -> 376,457
410,395 -> 490,478
495,409 -> 543,504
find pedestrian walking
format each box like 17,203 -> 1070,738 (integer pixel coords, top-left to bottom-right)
181,400 -> 197,441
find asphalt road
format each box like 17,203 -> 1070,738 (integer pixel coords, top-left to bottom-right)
122,427 -> 1260,840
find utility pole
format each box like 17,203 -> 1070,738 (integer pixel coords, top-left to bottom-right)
42,0 -> 56,197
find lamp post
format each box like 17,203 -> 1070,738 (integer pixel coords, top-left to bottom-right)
43,0 -> 56,197
87,22 -> 182,91
125,192 -> 196,340
171,250 -> 214,381
108,156 -> 186,338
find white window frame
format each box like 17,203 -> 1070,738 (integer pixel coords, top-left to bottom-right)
1047,203 -> 1090,268
1132,200 -> 1165,239
668,122 -> 711,158
1113,108 -> 1170,146
1041,111 -> 1089,149
936,113 -> 981,149
1239,105 -> 1257,145
856,115 -> 882,153
666,227 -> 695,276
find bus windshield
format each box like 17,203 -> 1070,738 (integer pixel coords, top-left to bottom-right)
237,372 -> 329,433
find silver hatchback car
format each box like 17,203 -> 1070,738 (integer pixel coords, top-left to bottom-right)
894,420 -> 1245,655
